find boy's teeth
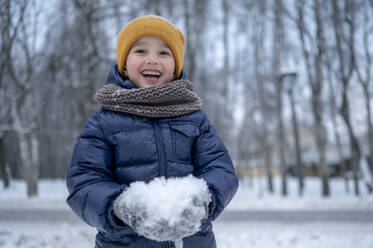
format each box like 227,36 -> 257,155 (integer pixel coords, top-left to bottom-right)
142,71 -> 160,76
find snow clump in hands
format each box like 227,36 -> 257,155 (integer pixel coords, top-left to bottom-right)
113,175 -> 211,247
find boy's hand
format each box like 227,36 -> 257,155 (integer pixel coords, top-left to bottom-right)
113,193 -> 210,236
112,176 -> 211,242
113,200 -> 147,232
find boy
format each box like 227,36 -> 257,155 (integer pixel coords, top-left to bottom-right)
66,15 -> 238,248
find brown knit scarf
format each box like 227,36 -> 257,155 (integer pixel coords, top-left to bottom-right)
95,80 -> 202,118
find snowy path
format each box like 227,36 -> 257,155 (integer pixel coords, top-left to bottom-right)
1,208 -> 373,223
1,208 -> 372,248
1,221 -> 372,248
214,221 -> 373,248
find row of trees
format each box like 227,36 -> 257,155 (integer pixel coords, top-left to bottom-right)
1,0 -> 372,197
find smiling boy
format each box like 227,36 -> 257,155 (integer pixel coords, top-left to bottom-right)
66,15 -> 238,248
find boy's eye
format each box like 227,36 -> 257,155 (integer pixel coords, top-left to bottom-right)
159,50 -> 172,56
134,49 -> 146,54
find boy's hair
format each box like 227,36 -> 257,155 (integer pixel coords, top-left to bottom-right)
116,15 -> 185,78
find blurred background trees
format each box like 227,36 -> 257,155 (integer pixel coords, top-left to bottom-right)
1,0 -> 373,197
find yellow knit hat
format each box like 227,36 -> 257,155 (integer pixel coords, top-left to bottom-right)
116,15 -> 185,78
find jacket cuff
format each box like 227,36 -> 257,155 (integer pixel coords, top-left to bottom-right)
108,204 -> 126,227
207,189 -> 217,222
106,185 -> 130,231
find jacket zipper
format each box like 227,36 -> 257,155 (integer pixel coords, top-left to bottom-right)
163,241 -> 173,248
153,120 -> 167,178
153,121 -> 170,248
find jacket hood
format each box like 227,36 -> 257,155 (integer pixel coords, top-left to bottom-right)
106,63 -> 188,89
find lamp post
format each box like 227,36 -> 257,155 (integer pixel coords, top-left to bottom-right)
281,72 -> 304,196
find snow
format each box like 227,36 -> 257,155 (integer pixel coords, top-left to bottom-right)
1,221 -> 373,248
228,176 -> 373,211
361,159 -> 373,190
116,176 -> 209,227
1,177 -> 373,248
214,222 -> 373,248
113,176 -> 210,247
1,176 -> 372,211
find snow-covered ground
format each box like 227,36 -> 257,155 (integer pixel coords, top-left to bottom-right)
1,177 -> 373,248
1,221 -> 372,248
1,176 -> 372,211
229,176 -> 373,211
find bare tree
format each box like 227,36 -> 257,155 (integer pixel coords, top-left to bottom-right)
283,72 -> 304,196
183,0 -> 208,83
0,0 -> 13,188
37,0 -> 112,178
296,0 -> 330,196
324,50 -> 350,192
332,0 -> 361,195
252,0 -> 274,193
214,0 -> 234,147
273,0 -> 288,196
0,133 -> 9,188
1,0 -> 41,196
354,0 -> 373,192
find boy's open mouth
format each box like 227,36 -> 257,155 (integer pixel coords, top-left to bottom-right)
141,70 -> 161,79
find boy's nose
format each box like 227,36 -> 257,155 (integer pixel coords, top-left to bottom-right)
145,54 -> 159,65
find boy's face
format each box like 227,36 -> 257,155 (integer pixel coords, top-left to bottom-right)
125,36 -> 176,88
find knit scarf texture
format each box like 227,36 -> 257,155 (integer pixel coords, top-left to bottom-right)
95,79 -> 202,118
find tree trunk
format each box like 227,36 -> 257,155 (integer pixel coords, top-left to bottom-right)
276,78 -> 287,196
11,95 -> 39,197
296,0 -> 329,196
0,135 -> 10,188
253,1 -> 274,193
258,81 -> 274,193
258,76 -> 274,193
332,0 -> 360,195
340,89 -> 361,195
3,0 -> 40,197
325,61 -> 350,193
288,88 -> 304,195
183,0 -> 208,82
364,87 -> 373,190
273,0 -> 287,196
314,106 -> 329,196
314,0 -> 330,196
219,0 -> 232,146
354,1 -> 373,193
183,0 -> 192,79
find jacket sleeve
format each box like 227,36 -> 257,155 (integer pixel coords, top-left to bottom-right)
66,111 -> 129,235
193,112 -> 239,222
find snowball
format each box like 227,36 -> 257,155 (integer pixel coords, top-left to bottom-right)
114,175 -> 211,247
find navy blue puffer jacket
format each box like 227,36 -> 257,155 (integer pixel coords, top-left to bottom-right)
66,64 -> 239,248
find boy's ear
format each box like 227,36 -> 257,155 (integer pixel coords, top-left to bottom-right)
123,68 -> 128,77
